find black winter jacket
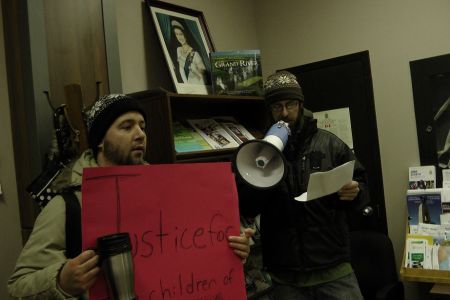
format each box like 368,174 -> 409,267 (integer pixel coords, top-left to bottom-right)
238,109 -> 369,275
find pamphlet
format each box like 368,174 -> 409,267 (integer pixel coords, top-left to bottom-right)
408,165 -> 436,189
213,116 -> 255,144
187,118 -> 239,149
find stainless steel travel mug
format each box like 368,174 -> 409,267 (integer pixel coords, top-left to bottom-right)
97,232 -> 136,300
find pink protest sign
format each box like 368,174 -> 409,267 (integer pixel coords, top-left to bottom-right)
82,162 -> 246,300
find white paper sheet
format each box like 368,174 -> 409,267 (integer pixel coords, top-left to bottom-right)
295,160 -> 355,202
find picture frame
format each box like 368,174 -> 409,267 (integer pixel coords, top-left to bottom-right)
147,0 -> 215,95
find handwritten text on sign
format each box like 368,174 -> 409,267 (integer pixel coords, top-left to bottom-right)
82,162 -> 246,300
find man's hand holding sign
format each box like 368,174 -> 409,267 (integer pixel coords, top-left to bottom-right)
82,162 -> 249,300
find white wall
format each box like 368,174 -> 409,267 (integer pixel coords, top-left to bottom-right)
0,2 -> 258,298
114,1 -> 450,298
2,0 -> 447,298
256,0 -> 450,297
0,0 -> 438,299
0,5 -> 24,300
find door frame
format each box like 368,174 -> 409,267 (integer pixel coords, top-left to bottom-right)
410,53 -> 450,187
283,51 -> 387,234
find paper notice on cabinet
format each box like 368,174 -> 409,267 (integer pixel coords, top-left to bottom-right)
314,108 -> 354,149
295,160 -> 355,202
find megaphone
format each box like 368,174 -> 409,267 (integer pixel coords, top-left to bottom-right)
233,121 -> 290,189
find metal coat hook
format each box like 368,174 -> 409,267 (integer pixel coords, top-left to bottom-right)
43,90 -> 57,112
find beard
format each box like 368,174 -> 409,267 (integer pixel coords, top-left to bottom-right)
103,139 -> 145,166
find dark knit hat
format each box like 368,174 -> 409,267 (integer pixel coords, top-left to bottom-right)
86,94 -> 147,153
264,70 -> 304,106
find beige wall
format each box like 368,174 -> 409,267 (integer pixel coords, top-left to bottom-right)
256,0 -> 450,297
0,5 -> 24,300
116,0 -> 259,93
3,1 -> 448,298
115,0 -> 450,298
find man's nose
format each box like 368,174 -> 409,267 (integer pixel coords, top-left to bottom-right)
135,126 -> 146,139
281,106 -> 289,116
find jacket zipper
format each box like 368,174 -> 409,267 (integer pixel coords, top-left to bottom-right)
300,155 -> 306,187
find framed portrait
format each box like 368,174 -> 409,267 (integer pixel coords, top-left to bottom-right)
147,0 -> 215,95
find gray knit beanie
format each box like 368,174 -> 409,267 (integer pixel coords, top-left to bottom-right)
86,94 -> 147,154
264,71 -> 304,106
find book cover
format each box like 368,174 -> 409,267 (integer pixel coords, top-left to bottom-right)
436,241 -> 450,270
172,121 -> 212,153
408,165 -> 436,189
443,169 -> 450,188
187,118 -> 240,149
406,189 -> 442,226
442,189 -> 450,216
213,116 -> 255,144
210,50 -> 263,96
405,234 -> 433,269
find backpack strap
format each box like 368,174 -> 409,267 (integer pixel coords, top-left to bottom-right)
61,192 -> 82,258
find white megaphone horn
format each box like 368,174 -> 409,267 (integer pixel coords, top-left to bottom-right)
233,121 -> 290,189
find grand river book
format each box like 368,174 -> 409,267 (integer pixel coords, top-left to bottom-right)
210,50 -> 263,96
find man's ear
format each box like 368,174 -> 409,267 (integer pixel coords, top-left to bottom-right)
97,141 -> 104,152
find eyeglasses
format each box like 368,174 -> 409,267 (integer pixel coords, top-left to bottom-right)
269,100 -> 299,113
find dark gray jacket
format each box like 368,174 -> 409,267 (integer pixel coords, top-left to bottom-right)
238,109 -> 369,274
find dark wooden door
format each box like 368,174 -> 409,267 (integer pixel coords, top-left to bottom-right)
410,53 -> 450,187
44,0 -> 109,108
2,0 -> 109,242
284,51 -> 387,233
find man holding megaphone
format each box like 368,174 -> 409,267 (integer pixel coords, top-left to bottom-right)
236,71 -> 368,300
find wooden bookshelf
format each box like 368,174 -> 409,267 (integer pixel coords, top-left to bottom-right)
130,88 -> 268,164
400,266 -> 450,284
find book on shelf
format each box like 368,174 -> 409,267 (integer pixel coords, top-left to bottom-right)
210,50 -> 263,96
404,234 -> 433,269
186,118 -> 240,150
436,239 -> 450,270
408,165 -> 436,189
404,188 -> 450,271
443,169 -> 450,189
213,116 -> 255,144
172,121 -> 212,153
406,189 -> 442,229
442,189 -> 450,217
404,233 -> 450,270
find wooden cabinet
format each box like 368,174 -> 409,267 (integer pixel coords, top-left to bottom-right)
130,88 -> 269,164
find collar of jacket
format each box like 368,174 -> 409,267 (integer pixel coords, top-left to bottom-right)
293,108 -> 317,136
284,108 -> 318,158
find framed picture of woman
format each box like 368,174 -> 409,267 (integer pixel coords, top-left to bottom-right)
147,0 -> 215,95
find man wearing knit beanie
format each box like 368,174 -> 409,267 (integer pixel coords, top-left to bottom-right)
85,93 -> 148,165
9,93 -> 254,299
264,70 -> 305,129
237,71 -> 368,299
8,94 -> 149,299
